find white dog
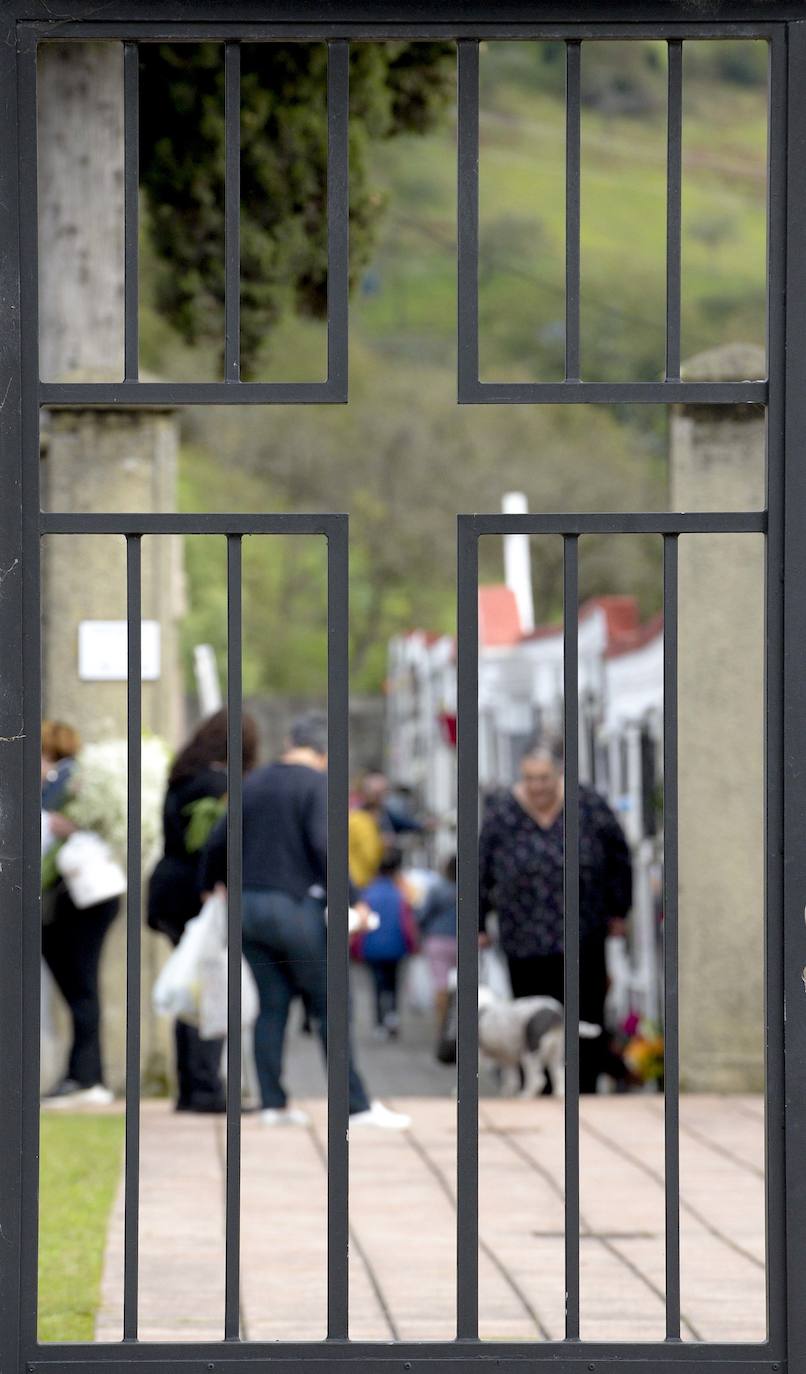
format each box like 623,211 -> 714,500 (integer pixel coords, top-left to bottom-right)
476,985 -> 600,1098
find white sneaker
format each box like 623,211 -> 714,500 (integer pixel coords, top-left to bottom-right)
43,1083 -> 114,1108
350,1101 -> 411,1131
259,1106 -> 311,1127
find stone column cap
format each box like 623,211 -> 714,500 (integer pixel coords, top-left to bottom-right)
680,342 -> 765,381
677,343 -> 766,419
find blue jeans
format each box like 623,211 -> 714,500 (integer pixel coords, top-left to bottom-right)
242,889 -> 370,1114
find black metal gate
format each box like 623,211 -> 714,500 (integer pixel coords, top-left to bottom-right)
1,4 -> 804,1374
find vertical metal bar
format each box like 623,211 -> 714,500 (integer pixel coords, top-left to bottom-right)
326,518 -> 350,1340
662,533 -> 681,1341
123,42 -> 139,383
0,32 -> 28,1373
562,534 -> 580,1341
123,534 -> 142,1341
224,534 -> 243,1340
456,516 -> 479,1341
16,38 -> 43,1356
327,41 -> 349,398
665,40 -> 683,383
224,43 -> 241,384
770,21 -> 792,1364
565,41 -> 581,383
457,41 -> 480,401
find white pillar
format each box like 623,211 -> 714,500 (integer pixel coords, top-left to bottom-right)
502,491 -> 535,634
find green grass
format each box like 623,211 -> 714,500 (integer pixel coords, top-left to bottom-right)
38,1113 -> 125,1343
355,42 -> 768,381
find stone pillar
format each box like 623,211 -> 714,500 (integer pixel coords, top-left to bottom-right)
40,409 -> 185,1096
671,343 -> 766,1092
38,44 -> 184,1095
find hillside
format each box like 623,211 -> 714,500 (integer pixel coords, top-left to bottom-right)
141,38 -> 768,695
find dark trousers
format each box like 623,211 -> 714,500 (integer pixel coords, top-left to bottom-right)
242,889 -> 371,1114
506,943 -> 607,1094
174,1020 -> 225,1109
168,922 -> 225,1110
41,889 -> 119,1087
368,958 -> 402,1027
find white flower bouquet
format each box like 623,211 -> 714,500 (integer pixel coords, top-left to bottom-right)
63,737 -> 169,872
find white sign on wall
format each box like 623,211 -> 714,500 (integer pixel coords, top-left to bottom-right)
78,621 -> 161,682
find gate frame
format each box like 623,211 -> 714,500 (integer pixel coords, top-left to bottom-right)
1,4 -> 804,1373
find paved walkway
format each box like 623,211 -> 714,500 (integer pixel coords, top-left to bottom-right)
95,1092 -> 767,1345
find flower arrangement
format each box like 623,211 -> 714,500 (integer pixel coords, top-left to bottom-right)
622,1012 -> 665,1085
60,737 -> 169,871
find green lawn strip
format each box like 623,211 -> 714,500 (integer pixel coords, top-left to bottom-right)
38,1113 -> 125,1343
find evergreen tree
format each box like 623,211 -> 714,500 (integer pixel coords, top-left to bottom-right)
139,42 -> 453,375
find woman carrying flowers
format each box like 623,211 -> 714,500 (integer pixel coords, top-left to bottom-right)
40,721 -> 120,1107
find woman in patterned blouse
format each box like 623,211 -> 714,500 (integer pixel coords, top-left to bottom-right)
478,742 -> 632,1092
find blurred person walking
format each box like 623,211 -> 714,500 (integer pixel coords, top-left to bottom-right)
478,741 -> 632,1093
348,773 -> 387,888
416,854 -> 457,1042
353,849 -> 417,1038
40,721 -> 119,1107
201,712 -> 409,1130
148,708 -> 259,1113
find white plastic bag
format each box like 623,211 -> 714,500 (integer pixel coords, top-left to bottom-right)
478,945 -> 512,1001
55,830 -> 127,909
198,945 -> 260,1040
152,890 -> 259,1037
152,891 -> 224,1022
403,953 -> 434,1013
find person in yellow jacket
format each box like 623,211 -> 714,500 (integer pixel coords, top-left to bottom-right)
348,773 -> 389,888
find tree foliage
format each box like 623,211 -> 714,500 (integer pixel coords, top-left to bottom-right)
139,42 -> 453,375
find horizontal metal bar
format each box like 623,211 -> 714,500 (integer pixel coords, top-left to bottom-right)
463,512 -> 767,536
41,513 -> 765,539
39,377 -> 766,407
460,380 -> 768,404
39,381 -> 345,405
26,1345 -> 784,1369
22,20 -> 780,42
39,513 -> 344,536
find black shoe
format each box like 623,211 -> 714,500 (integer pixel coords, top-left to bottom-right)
175,1095 -> 227,1114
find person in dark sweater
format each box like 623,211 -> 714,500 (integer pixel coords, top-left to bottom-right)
148,708 -> 259,1112
200,711 -> 410,1130
479,741 -> 632,1094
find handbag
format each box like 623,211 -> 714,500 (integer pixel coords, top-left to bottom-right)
55,831 -> 127,909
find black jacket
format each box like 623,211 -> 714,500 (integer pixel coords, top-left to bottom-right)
147,766 -> 227,944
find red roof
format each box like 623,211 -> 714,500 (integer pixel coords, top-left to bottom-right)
478,585 -> 521,647
401,592 -> 661,658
